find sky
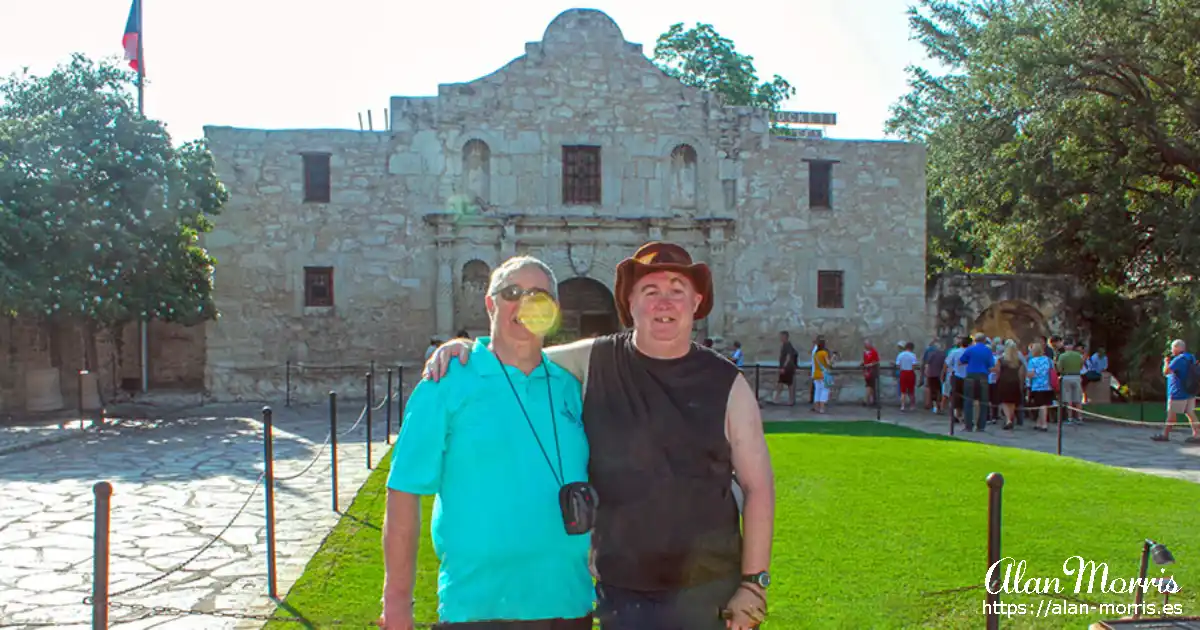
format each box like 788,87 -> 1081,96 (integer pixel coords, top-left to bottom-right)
0,0 -> 935,143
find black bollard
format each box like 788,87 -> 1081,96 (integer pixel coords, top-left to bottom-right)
285,361 -> 291,408
262,406 -> 277,599
365,373 -> 373,469
1056,402 -> 1064,456
385,369 -> 393,445
92,481 -> 112,630
397,365 -> 405,431
949,388 -> 956,436
754,365 -> 761,402
985,473 -> 1004,630
876,370 -> 882,422
329,391 -> 339,512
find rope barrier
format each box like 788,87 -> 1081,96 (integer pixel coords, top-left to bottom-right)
107,472 -> 266,599
273,390 -> 392,482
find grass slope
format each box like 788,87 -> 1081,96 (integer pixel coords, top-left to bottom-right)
268,421 -> 1199,629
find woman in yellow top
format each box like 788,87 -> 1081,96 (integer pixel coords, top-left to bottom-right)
813,339 -> 834,414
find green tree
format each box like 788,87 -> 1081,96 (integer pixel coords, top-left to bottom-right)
888,0 -> 1200,287
652,22 -> 796,117
0,53 -> 227,362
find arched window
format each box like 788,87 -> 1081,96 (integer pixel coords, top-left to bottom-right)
670,144 -> 698,209
462,140 -> 491,205
457,260 -> 491,332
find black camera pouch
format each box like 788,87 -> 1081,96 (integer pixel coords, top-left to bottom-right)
559,482 -> 599,535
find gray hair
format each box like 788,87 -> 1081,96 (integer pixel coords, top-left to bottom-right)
973,332 -> 988,343
486,256 -> 558,299
1172,339 -> 1187,352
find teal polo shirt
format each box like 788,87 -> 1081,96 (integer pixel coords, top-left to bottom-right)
386,337 -> 593,623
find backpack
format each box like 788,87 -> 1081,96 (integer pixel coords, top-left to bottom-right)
1186,357 -> 1200,397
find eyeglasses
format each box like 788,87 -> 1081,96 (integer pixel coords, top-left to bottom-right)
494,284 -> 554,302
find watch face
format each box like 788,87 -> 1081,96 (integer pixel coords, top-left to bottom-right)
758,572 -> 771,587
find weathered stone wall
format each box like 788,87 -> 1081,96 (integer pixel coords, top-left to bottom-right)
928,273 -> 1088,349
0,319 -> 204,415
728,138 -> 928,363
201,8 -> 928,400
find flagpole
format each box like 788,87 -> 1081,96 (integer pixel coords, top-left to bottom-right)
136,0 -> 149,393
136,0 -> 144,115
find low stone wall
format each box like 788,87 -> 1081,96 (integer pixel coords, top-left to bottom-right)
206,362 -> 422,404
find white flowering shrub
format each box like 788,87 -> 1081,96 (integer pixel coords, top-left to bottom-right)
0,54 -> 228,328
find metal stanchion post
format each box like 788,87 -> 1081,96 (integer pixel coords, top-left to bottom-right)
385,369 -> 394,445
754,365 -> 761,402
985,473 -> 1004,630
1056,401 -> 1064,456
397,365 -> 405,431
949,383 -> 955,436
329,392 -> 339,512
92,481 -> 112,630
285,360 -> 291,408
876,370 -> 882,422
366,373 -> 373,469
262,406 -> 277,599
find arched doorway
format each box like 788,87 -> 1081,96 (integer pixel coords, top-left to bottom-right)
456,260 -> 491,333
557,277 -> 620,340
971,299 -> 1049,349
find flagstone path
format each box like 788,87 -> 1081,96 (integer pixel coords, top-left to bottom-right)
0,400 -> 394,630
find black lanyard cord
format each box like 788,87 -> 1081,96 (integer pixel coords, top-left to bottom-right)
499,357 -> 565,487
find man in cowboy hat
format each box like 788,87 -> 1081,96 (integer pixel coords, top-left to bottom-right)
424,242 -> 775,630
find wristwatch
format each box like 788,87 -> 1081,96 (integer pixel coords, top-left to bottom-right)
743,571 -> 770,588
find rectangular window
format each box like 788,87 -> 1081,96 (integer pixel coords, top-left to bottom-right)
808,160 -> 833,209
817,270 -> 844,309
304,267 -> 334,307
562,146 -> 602,205
303,153 -> 332,203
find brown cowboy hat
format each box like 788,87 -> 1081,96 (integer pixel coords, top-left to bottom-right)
613,242 -> 713,328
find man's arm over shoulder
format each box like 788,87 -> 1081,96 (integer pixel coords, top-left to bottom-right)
725,374 -> 774,575
545,338 -> 596,384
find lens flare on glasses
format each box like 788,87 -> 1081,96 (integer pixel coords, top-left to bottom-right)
517,292 -> 561,337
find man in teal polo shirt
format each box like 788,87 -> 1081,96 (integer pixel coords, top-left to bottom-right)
379,256 -> 593,630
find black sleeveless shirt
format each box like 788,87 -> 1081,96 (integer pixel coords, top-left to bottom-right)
583,331 -> 743,591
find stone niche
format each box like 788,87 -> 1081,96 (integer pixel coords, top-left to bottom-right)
929,273 -> 1088,348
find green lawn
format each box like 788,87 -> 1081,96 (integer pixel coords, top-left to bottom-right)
266,421 -> 1199,629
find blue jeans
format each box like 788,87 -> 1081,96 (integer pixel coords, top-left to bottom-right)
596,578 -> 741,630
963,373 -> 989,430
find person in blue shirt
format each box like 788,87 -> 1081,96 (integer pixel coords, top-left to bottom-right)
1152,339 -> 1200,443
958,332 -> 997,431
379,256 -> 594,629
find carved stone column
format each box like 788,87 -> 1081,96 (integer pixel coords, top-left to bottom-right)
706,226 -> 728,340
435,243 -> 454,338
500,220 -> 517,258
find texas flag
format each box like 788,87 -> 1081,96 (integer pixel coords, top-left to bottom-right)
121,0 -> 142,73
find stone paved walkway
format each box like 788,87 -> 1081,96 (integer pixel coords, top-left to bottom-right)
0,400 -> 394,629
759,402 -> 1200,485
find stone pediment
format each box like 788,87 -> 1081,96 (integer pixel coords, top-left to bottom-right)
389,8 -> 709,129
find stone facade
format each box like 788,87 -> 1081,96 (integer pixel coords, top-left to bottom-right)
928,273 -> 1089,349
201,8 -> 928,401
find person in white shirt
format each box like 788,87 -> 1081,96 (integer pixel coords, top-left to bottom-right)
943,336 -> 970,423
896,342 -> 919,412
